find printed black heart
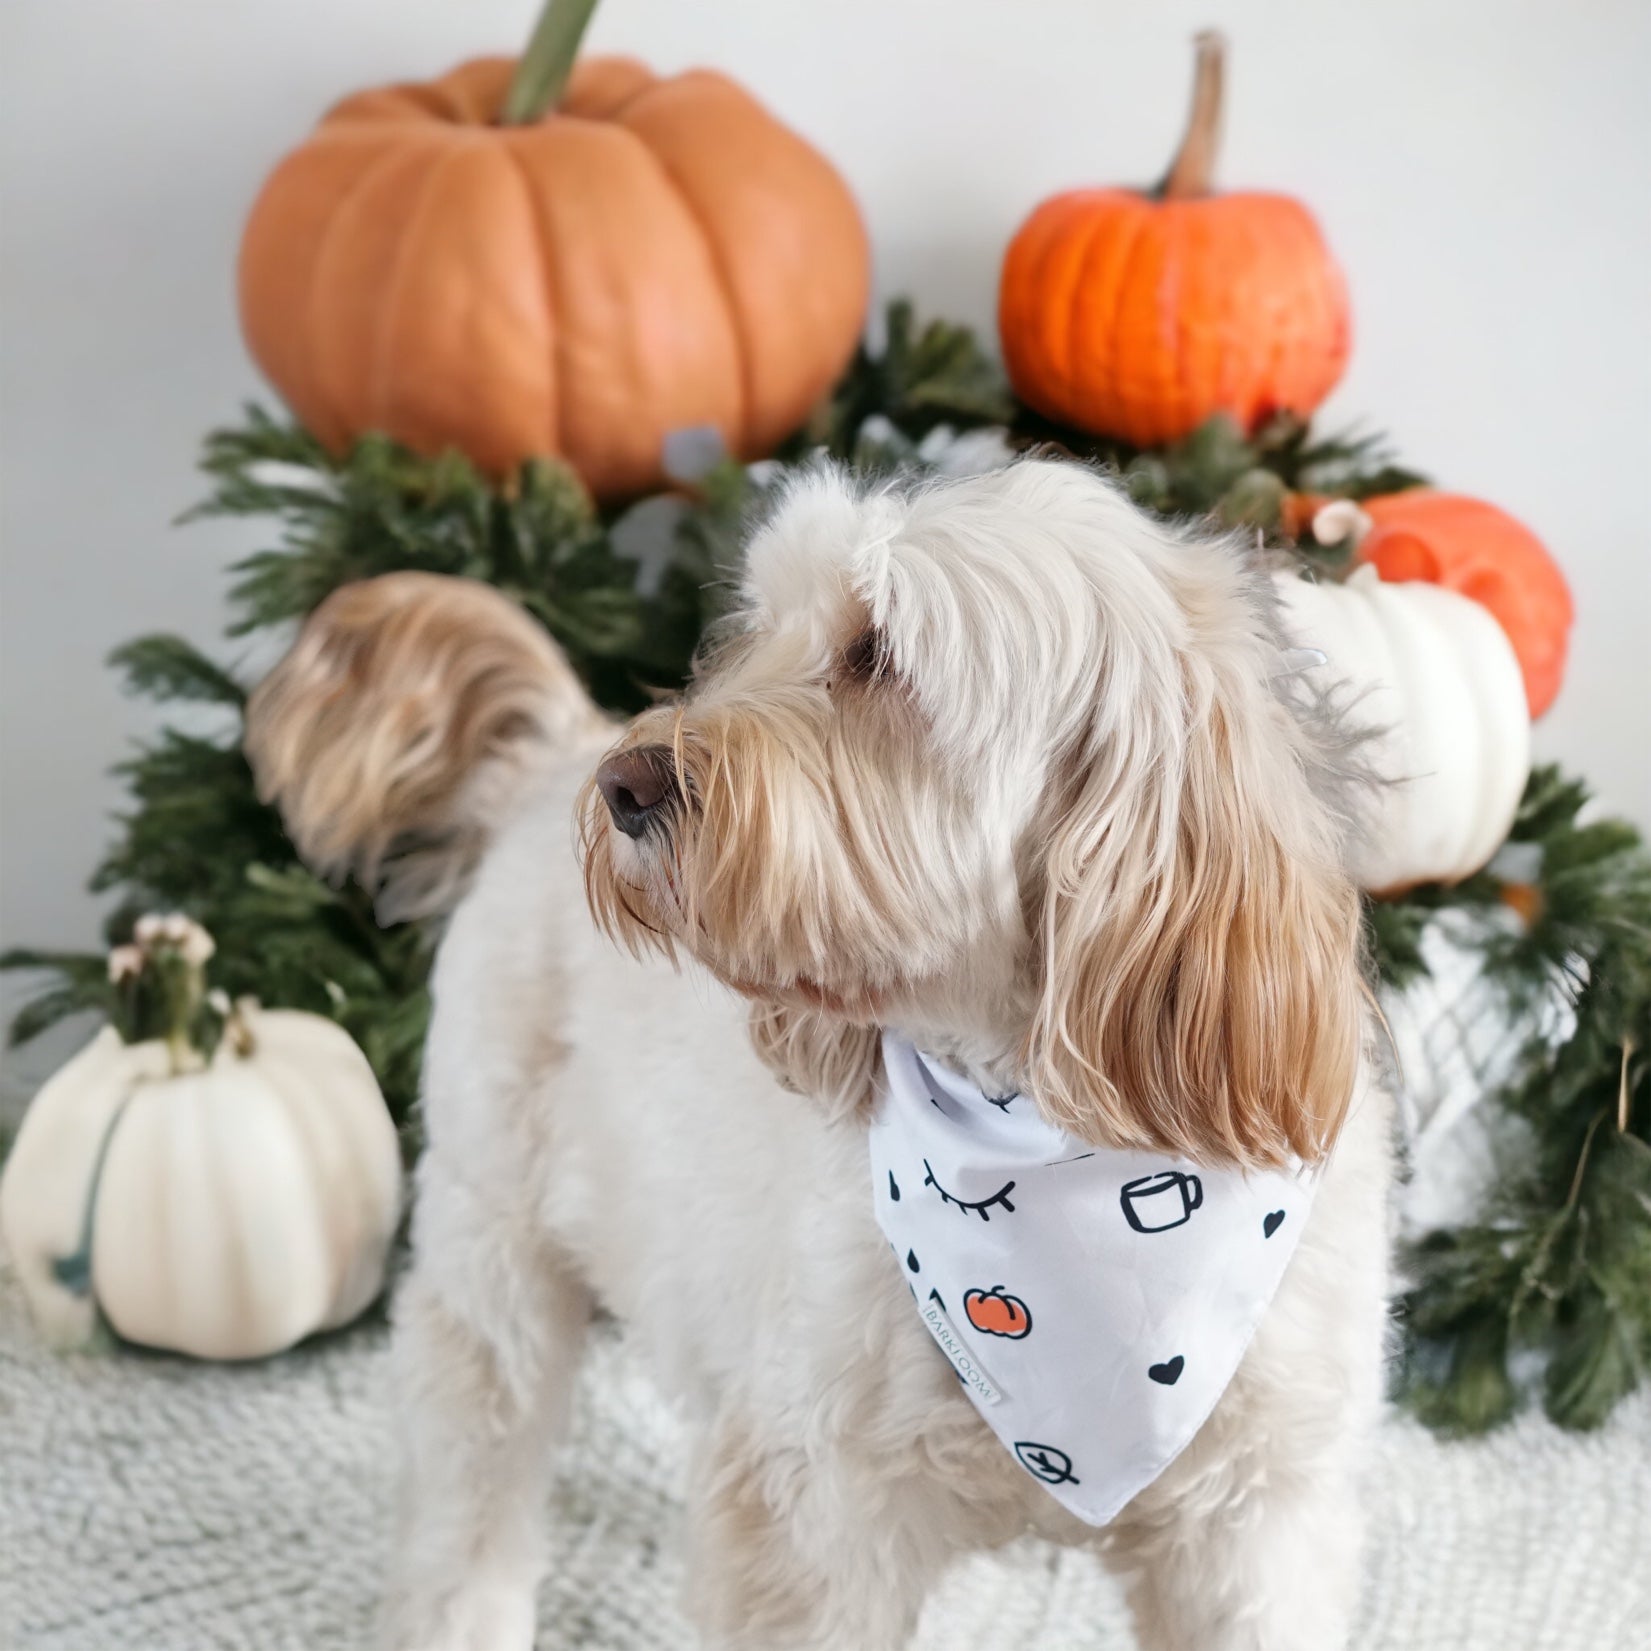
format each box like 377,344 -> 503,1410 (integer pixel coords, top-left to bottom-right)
1264,1210 -> 1286,1238
1148,1355 -> 1185,1386
906,1249 -> 921,1274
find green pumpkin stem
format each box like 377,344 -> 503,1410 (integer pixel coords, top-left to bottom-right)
501,0 -> 603,125
153,949 -> 209,1075
1156,30 -> 1225,200
107,923 -> 222,1071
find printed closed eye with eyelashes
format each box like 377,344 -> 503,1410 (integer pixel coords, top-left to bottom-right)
923,1158 -> 1017,1221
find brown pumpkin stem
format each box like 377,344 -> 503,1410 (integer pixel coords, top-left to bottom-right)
501,0 -> 602,125
1156,30 -> 1226,199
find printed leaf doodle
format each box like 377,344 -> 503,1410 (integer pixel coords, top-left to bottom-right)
1014,1441 -> 1079,1486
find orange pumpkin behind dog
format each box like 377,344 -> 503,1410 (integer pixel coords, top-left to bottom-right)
238,1 -> 869,500
999,32 -> 1349,449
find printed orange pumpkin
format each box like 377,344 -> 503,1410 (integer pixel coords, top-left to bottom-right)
237,0 -> 870,500
998,32 -> 1350,449
964,1286 -> 1033,1340
1358,492 -> 1573,718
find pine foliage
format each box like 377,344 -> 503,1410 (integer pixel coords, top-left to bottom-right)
4,303 -> 1648,1428
1394,768 -> 1651,1431
0,409 -> 754,1133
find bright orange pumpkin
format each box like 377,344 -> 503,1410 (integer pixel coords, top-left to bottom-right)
998,32 -> 1350,449
237,0 -> 870,500
963,1286 -> 1033,1340
1358,491 -> 1573,718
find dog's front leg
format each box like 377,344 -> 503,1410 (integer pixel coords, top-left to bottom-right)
379,1170 -> 593,1651
682,1413 -> 949,1651
1113,1462 -> 1369,1651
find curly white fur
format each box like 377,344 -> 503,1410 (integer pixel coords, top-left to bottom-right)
250,461 -> 1393,1651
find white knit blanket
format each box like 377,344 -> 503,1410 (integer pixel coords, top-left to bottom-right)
2,1263 -> 1645,1651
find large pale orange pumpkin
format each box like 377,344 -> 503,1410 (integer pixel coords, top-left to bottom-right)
1358,491 -> 1573,718
999,32 -> 1350,449
238,3 -> 870,500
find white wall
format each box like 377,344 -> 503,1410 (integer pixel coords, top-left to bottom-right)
3,0 -> 1648,958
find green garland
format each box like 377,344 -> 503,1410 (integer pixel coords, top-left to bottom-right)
4,302 -> 1647,1432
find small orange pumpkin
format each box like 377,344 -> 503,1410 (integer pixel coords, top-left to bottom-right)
963,1286 -> 1033,1340
998,32 -> 1350,449
237,0 -> 870,500
1358,491 -> 1573,718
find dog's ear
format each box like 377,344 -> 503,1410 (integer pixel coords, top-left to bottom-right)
748,1003 -> 882,1124
1024,686 -> 1364,1170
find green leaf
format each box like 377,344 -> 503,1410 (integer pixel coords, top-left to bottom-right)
1,948 -> 114,1044
0,946 -> 110,978
1216,467 -> 1286,531
4,982 -> 105,1047
1362,895 -> 1434,988
1544,1288 -> 1644,1430
109,635 -> 247,706
811,299 -> 1013,456
1174,416 -> 1256,492
1405,1312 -> 1519,1436
242,861 -> 343,911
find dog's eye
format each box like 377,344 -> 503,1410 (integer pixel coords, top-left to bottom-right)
838,628 -> 888,685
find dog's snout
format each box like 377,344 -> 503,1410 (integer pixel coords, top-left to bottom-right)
597,745 -> 676,838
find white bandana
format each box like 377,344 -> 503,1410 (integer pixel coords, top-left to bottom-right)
868,1032 -> 1317,1526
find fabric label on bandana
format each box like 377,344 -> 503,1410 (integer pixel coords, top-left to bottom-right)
868,1031 -> 1318,1527
917,1290 -> 1005,1406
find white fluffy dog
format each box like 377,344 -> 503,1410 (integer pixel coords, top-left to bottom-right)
247,460 -> 1392,1651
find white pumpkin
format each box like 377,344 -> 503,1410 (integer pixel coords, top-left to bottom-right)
0,1005 -> 401,1359
1272,565 -> 1531,892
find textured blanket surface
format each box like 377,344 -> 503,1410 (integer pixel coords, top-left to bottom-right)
2,1263 -> 1644,1651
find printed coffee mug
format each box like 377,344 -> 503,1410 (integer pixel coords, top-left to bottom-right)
1119,1170 -> 1203,1234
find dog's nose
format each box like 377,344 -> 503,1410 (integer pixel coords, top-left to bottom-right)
596,745 -> 676,838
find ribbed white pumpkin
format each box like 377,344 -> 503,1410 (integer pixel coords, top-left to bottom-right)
0,1007 -> 401,1360
1272,565 -> 1531,892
